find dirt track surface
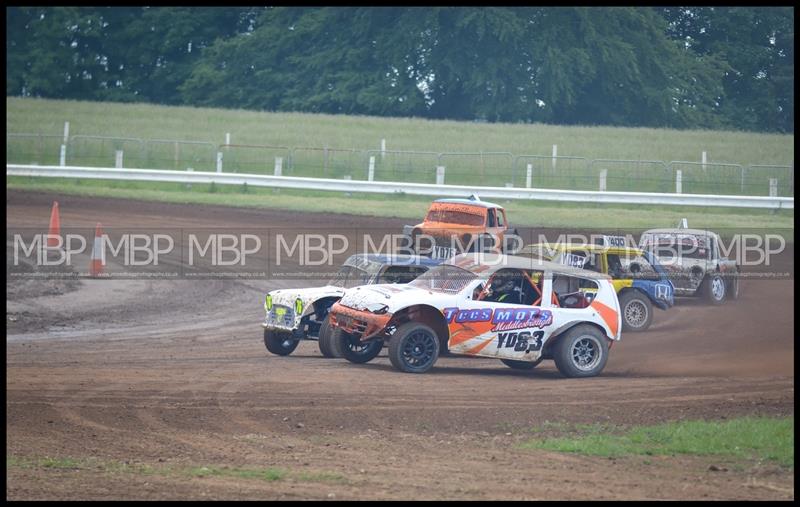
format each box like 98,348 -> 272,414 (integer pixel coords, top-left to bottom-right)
6,191 -> 795,500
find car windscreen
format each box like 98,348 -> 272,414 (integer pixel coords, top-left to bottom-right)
652,241 -> 709,260
327,265 -> 373,288
642,234 -> 710,260
376,265 -> 429,284
408,264 -> 478,293
425,208 -> 485,226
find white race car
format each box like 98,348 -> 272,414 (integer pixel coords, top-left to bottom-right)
262,254 -> 441,357
328,253 -> 622,377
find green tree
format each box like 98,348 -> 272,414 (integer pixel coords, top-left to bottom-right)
7,7 -> 109,98
661,6 -> 794,133
528,7 -> 730,129
181,7 -> 430,116
8,6 -> 792,132
6,6 -> 257,103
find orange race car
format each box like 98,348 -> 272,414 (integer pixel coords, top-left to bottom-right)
402,195 -> 520,258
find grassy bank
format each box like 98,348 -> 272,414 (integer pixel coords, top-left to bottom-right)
7,176 -> 794,232
6,455 -> 345,484
7,97 -> 794,165
520,416 -> 794,468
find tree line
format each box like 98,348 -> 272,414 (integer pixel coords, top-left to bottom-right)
6,7 -> 794,133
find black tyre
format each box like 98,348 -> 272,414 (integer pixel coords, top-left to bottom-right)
728,269 -> 740,300
335,328 -> 383,364
619,290 -> 653,332
263,329 -> 300,356
388,322 -> 440,373
701,272 -> 727,305
502,229 -> 523,254
317,316 -> 338,358
500,357 -> 543,370
553,325 -> 610,378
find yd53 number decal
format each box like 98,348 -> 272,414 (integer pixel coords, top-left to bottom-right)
497,330 -> 544,353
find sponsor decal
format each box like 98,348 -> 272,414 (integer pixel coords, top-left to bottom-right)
443,307 -> 553,331
497,330 -> 544,353
602,235 -> 626,247
432,245 -> 457,260
555,252 -> 587,269
655,283 -> 671,300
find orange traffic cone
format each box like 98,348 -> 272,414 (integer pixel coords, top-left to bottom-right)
47,201 -> 61,247
89,223 -> 105,277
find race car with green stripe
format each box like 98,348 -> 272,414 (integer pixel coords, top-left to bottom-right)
262,254 -> 441,357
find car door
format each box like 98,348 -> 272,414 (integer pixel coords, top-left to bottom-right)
485,208 -> 505,250
445,268 -> 555,361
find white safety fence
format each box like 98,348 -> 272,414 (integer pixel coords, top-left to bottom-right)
6,164 -> 794,210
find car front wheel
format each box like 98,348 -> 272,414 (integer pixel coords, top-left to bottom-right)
335,328 -> 383,364
264,329 -> 300,356
702,273 -> 727,305
388,322 -> 440,373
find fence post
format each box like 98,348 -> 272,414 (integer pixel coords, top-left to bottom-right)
741,166 -> 745,194
702,151 -> 707,170
381,139 -> 386,161
59,145 -> 66,166
769,178 -> 778,197
599,169 -> 607,192
436,166 -> 445,185
676,169 -> 682,194
368,156 -> 375,182
526,163 -> 533,189
115,150 -> 123,168
344,174 -> 352,197
63,121 -> 69,144
225,133 -> 230,146
216,151 -> 223,173
552,145 -> 557,169
274,157 -> 283,177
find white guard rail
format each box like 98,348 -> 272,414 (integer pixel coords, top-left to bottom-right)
7,164 -> 794,210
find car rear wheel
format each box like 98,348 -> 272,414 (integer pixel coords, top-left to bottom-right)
264,329 -> 300,356
388,322 -> 440,373
317,315 -> 338,358
553,325 -> 609,378
619,290 -> 653,332
728,270 -> 740,300
500,357 -> 543,370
